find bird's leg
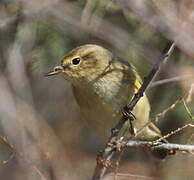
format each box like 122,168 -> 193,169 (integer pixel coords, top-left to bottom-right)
122,106 -> 136,136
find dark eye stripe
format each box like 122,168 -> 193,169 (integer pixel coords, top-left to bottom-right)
82,52 -> 95,60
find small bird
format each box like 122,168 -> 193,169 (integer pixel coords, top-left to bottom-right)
46,44 -> 167,158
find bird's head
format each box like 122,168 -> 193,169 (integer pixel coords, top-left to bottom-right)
46,44 -> 113,85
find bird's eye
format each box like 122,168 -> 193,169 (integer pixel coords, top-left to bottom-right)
72,57 -> 81,65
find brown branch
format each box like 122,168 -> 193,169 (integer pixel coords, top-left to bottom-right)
92,42 -> 175,180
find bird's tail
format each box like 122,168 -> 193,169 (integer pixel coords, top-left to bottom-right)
151,139 -> 168,159
151,138 -> 175,159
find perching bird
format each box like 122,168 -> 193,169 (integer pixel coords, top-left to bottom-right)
46,44 -> 167,158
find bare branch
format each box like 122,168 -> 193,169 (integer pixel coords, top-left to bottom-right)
125,140 -> 194,154
92,42 -> 175,180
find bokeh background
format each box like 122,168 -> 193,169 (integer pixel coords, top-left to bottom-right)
0,0 -> 194,179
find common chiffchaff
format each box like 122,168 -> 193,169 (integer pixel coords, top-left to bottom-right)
46,44 -> 167,158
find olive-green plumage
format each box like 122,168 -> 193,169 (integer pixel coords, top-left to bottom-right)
46,44 -> 167,158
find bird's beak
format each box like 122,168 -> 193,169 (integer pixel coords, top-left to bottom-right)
45,66 -> 63,77
45,70 -> 61,76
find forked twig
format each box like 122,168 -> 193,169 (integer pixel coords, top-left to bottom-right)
0,136 -> 47,180
0,136 -> 15,164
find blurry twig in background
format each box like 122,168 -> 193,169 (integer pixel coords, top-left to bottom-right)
113,0 -> 194,58
0,6 -> 73,179
0,75 -> 66,180
81,0 -> 97,25
150,74 -> 194,88
0,133 -> 47,180
81,0 -> 110,29
0,136 -> 15,164
153,98 -> 183,123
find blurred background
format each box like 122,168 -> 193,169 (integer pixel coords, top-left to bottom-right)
0,0 -> 194,179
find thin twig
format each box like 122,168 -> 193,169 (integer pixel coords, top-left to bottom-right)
137,82 -> 194,138
108,172 -> 159,180
186,83 -> 194,103
153,124 -> 194,143
92,42 -> 175,180
136,97 -> 183,137
182,99 -> 194,122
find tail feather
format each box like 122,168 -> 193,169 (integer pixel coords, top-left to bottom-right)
151,139 -> 175,159
151,148 -> 168,159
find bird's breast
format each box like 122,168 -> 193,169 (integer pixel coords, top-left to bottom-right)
72,71 -> 132,139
